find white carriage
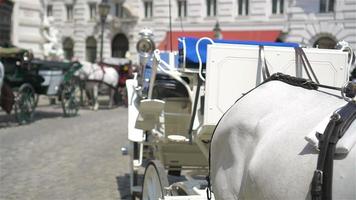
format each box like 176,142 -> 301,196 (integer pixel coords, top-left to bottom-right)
126,35 -> 353,199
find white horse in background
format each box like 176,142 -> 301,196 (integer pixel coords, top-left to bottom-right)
76,61 -> 119,110
210,80 -> 356,200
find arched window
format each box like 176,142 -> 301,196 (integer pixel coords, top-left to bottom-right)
86,36 -> 97,63
112,33 -> 129,58
207,0 -> 217,16
313,36 -> 336,49
63,37 -> 74,60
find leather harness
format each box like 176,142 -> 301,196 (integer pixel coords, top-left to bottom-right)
311,102 -> 356,200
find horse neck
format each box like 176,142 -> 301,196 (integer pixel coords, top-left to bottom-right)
81,62 -> 99,74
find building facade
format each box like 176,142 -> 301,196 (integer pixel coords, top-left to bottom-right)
0,0 -> 14,46
20,0 -> 356,62
11,0 -> 44,57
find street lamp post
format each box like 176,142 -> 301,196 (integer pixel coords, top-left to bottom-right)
213,21 -> 223,40
98,0 -> 110,63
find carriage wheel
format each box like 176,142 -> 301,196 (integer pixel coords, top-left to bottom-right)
14,83 -> 37,124
61,78 -> 80,117
141,160 -> 169,200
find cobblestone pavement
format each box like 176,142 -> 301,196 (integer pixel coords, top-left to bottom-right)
0,99 -> 131,200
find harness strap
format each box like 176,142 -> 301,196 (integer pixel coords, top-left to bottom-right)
295,47 -> 320,84
311,102 -> 356,200
266,73 -> 318,90
259,45 -> 270,81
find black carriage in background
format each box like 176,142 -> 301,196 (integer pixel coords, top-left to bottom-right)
0,46 -> 82,124
102,57 -> 133,106
0,46 -> 42,124
31,59 -> 82,118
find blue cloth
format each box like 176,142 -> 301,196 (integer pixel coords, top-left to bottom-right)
145,52 -> 179,68
178,37 -> 300,65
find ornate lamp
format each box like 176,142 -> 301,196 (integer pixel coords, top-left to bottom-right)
136,28 -> 155,88
98,0 -> 110,63
136,28 -> 155,58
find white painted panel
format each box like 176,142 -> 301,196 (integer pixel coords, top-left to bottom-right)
300,48 -> 349,87
126,79 -> 144,142
204,44 -> 348,126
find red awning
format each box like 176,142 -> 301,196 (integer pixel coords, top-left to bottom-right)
158,30 -> 282,51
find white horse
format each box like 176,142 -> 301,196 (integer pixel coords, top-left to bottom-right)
211,80 -> 356,199
76,61 -> 119,110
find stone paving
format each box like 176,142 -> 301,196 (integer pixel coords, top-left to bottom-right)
0,98 -> 131,200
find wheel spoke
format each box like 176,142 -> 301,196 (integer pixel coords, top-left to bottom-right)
61,81 -> 79,117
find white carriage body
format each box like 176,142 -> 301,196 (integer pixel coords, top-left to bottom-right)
126,38 -> 350,199
204,44 -> 349,127
38,70 -> 63,96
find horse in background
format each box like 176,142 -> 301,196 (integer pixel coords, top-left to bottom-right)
76,61 -> 118,110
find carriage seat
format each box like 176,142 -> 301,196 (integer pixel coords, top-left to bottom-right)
135,97 -> 192,143
152,73 -> 189,99
135,99 -> 165,131
164,97 -> 191,142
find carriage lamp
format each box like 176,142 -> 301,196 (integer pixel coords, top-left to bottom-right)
213,21 -> 223,40
136,28 -> 155,91
136,29 -> 155,58
98,0 -> 111,63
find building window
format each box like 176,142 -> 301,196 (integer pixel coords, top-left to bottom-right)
89,3 -> 96,20
66,4 -> 74,21
144,1 -> 153,18
177,0 -> 187,17
47,5 -> 53,17
320,0 -> 334,13
237,0 -> 249,16
0,0 -> 13,46
63,37 -> 74,61
272,0 -> 284,14
115,2 -> 124,18
313,36 -> 336,49
86,36 -> 97,63
112,33 -> 129,58
206,0 -> 217,17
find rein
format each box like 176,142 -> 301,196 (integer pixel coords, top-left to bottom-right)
311,102 -> 356,200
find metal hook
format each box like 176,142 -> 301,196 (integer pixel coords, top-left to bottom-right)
341,81 -> 356,103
